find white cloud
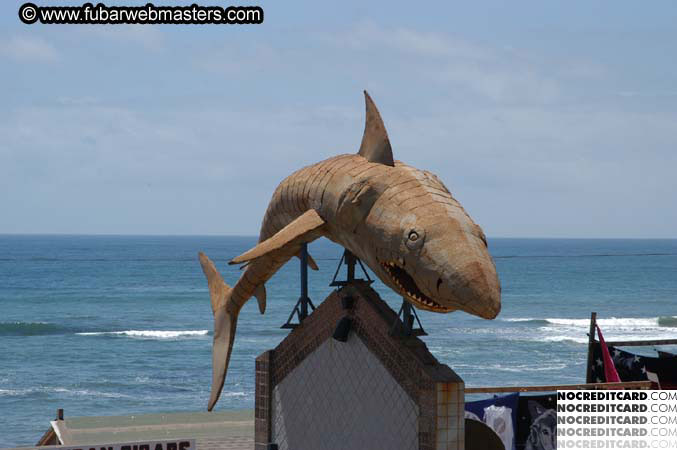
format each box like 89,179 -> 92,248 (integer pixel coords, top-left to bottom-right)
1,20 -> 675,236
196,22 -> 550,105
433,63 -> 561,103
618,90 -> 677,98
3,88 -> 676,236
334,22 -> 493,61
77,24 -> 166,51
0,100 -> 352,233
315,23 -> 567,104
0,35 -> 59,63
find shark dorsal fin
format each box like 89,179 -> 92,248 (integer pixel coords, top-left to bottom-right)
358,91 -> 394,166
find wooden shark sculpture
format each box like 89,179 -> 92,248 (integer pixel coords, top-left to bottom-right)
198,91 -> 501,410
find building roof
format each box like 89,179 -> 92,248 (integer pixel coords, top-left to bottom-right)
4,410 -> 253,450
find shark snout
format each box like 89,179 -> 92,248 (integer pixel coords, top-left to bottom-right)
437,259 -> 501,319
463,260 -> 501,319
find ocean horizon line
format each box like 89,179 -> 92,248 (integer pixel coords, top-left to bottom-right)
1,233 -> 677,240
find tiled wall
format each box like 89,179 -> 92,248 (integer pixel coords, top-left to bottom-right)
436,383 -> 464,450
255,351 -> 272,447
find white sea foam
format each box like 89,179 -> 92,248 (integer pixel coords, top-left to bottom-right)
0,388 -> 32,396
505,317 -> 675,327
541,336 -> 590,344
77,330 -> 209,339
0,387 -> 132,398
487,363 -> 569,372
545,329 -> 677,344
51,387 -> 132,398
546,317 -> 660,327
220,391 -> 250,398
503,316 -> 677,344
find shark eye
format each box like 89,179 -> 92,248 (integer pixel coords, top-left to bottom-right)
404,228 -> 425,250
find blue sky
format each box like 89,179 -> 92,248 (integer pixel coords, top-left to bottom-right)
1,1 -> 676,237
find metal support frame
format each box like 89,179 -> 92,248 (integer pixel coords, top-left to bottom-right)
329,249 -> 373,287
281,243 -> 315,329
390,298 -> 427,336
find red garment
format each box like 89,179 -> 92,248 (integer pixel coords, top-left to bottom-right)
596,324 -> 621,383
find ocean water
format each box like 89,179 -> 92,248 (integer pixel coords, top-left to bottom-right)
1,235 -> 676,447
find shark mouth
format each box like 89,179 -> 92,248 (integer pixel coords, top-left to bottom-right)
379,261 -> 451,312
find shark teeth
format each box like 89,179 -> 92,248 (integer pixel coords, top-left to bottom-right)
379,261 -> 448,312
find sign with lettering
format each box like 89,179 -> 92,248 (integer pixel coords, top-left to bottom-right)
57,439 -> 196,450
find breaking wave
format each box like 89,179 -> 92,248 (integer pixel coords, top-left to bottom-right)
541,336 -> 590,344
503,318 -> 550,325
0,386 -> 132,398
504,316 -> 677,327
77,329 -> 209,339
482,362 -> 569,372
503,316 -> 677,345
0,322 -> 210,339
658,316 -> 677,327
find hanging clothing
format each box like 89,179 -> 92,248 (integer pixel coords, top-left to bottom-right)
515,394 -> 556,450
465,392 -> 519,450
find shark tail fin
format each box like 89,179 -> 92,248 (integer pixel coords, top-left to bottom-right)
198,252 -> 240,412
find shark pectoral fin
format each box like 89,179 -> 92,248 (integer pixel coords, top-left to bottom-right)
254,284 -> 266,314
229,209 -> 326,265
208,305 -> 238,411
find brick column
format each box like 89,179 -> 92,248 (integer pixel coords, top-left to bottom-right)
434,381 -> 465,450
255,350 -> 273,450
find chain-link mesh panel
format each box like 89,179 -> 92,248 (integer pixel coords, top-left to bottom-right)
271,331 -> 419,450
